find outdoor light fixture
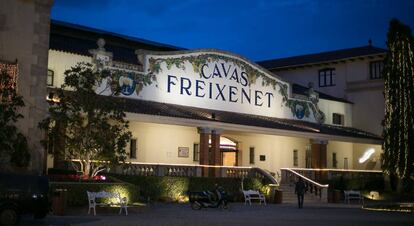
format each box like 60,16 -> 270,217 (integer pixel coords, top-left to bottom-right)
359,148 -> 375,163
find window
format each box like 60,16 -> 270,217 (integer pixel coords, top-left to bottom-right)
129,139 -> 137,159
305,145 -> 312,168
332,113 -> 344,125
318,68 -> 335,87
193,143 -> 199,161
370,61 -> 384,79
259,155 -> 266,161
293,149 -> 298,167
249,147 -> 255,164
47,69 -> 54,86
332,152 -> 338,168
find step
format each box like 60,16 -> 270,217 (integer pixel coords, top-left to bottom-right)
278,184 -> 324,204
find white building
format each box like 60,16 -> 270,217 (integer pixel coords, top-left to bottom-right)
46,21 -> 384,179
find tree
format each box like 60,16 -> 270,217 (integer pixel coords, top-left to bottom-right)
0,69 -> 30,168
39,62 -> 132,177
382,19 -> 414,192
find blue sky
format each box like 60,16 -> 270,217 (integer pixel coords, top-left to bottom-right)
52,0 -> 414,61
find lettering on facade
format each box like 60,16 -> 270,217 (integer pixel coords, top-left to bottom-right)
166,62 -> 274,108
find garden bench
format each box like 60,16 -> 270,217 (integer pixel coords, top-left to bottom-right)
243,190 -> 266,205
87,191 -> 128,215
344,190 -> 363,204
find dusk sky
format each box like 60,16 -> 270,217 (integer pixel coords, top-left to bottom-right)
51,0 -> 414,61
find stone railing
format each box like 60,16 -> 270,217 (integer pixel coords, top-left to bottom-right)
115,162 -> 276,183
281,168 -> 329,202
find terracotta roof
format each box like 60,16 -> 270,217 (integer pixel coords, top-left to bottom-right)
257,45 -> 386,70
114,96 -> 380,141
49,20 -> 184,65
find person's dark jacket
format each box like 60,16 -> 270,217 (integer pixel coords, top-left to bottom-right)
295,180 -> 307,195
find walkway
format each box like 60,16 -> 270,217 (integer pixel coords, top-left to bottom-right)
20,203 -> 413,226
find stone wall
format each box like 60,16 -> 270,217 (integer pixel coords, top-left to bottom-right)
0,0 -> 54,173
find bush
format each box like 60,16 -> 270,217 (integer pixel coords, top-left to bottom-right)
48,168 -> 78,175
111,174 -> 266,202
50,182 -> 140,207
326,176 -> 384,192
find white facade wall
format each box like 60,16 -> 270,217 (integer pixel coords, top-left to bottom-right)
276,63 -> 348,98
275,58 -> 385,135
48,50 -> 92,88
46,49 -> 383,172
352,143 -> 382,170
318,99 -> 353,127
125,121 -> 312,174
326,141 -> 353,169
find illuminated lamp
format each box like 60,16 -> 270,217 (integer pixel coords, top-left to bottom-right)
358,148 -> 375,163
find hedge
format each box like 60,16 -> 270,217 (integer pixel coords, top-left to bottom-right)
50,182 -> 140,207
326,176 -> 385,191
111,174 -> 268,202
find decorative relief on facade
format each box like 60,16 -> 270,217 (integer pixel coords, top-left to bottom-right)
90,40 -> 325,123
147,54 -> 289,102
146,53 -> 325,123
90,39 -> 155,96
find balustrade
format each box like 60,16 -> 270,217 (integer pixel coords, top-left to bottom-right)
116,163 -> 273,182
281,168 -> 328,202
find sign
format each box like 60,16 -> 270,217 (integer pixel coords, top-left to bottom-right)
96,49 -> 325,123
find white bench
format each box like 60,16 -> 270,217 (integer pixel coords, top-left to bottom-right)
243,190 -> 266,205
87,191 -> 128,215
344,190 -> 362,204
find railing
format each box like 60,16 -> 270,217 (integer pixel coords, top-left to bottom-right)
281,168 -> 329,202
116,162 -> 277,184
286,168 -> 383,181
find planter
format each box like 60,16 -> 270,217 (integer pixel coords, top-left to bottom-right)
273,190 -> 283,204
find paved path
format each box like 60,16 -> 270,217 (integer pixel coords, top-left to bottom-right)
20,203 -> 414,226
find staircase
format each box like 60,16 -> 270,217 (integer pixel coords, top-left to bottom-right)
279,183 -> 324,204
279,168 -> 329,204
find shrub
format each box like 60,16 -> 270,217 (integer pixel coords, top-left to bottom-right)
326,175 -> 385,192
111,174 -> 266,202
49,182 -> 140,207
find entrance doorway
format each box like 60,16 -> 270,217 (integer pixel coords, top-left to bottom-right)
222,151 -> 237,166
209,136 -> 238,166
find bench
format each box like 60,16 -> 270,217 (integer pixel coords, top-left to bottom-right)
87,191 -> 128,215
242,190 -> 266,205
344,190 -> 363,204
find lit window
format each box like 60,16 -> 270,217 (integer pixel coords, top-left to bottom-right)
129,139 -> 137,159
47,69 -> 54,86
193,143 -> 199,161
249,147 -> 255,164
318,68 -> 335,87
293,149 -> 298,167
370,61 -> 384,79
332,113 -> 344,125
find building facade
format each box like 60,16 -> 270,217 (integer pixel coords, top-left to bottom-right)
46,21 -> 384,177
0,0 -> 54,173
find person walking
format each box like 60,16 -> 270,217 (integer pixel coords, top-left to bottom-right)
295,177 -> 306,208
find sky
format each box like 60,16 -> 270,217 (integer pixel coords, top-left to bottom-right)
51,0 -> 414,61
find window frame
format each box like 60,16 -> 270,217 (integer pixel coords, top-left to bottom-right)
47,69 -> 54,87
332,113 -> 344,125
318,68 -> 336,87
249,147 -> 255,164
193,143 -> 200,162
332,152 -> 338,168
129,139 -> 137,159
293,149 -> 298,167
369,60 -> 384,79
